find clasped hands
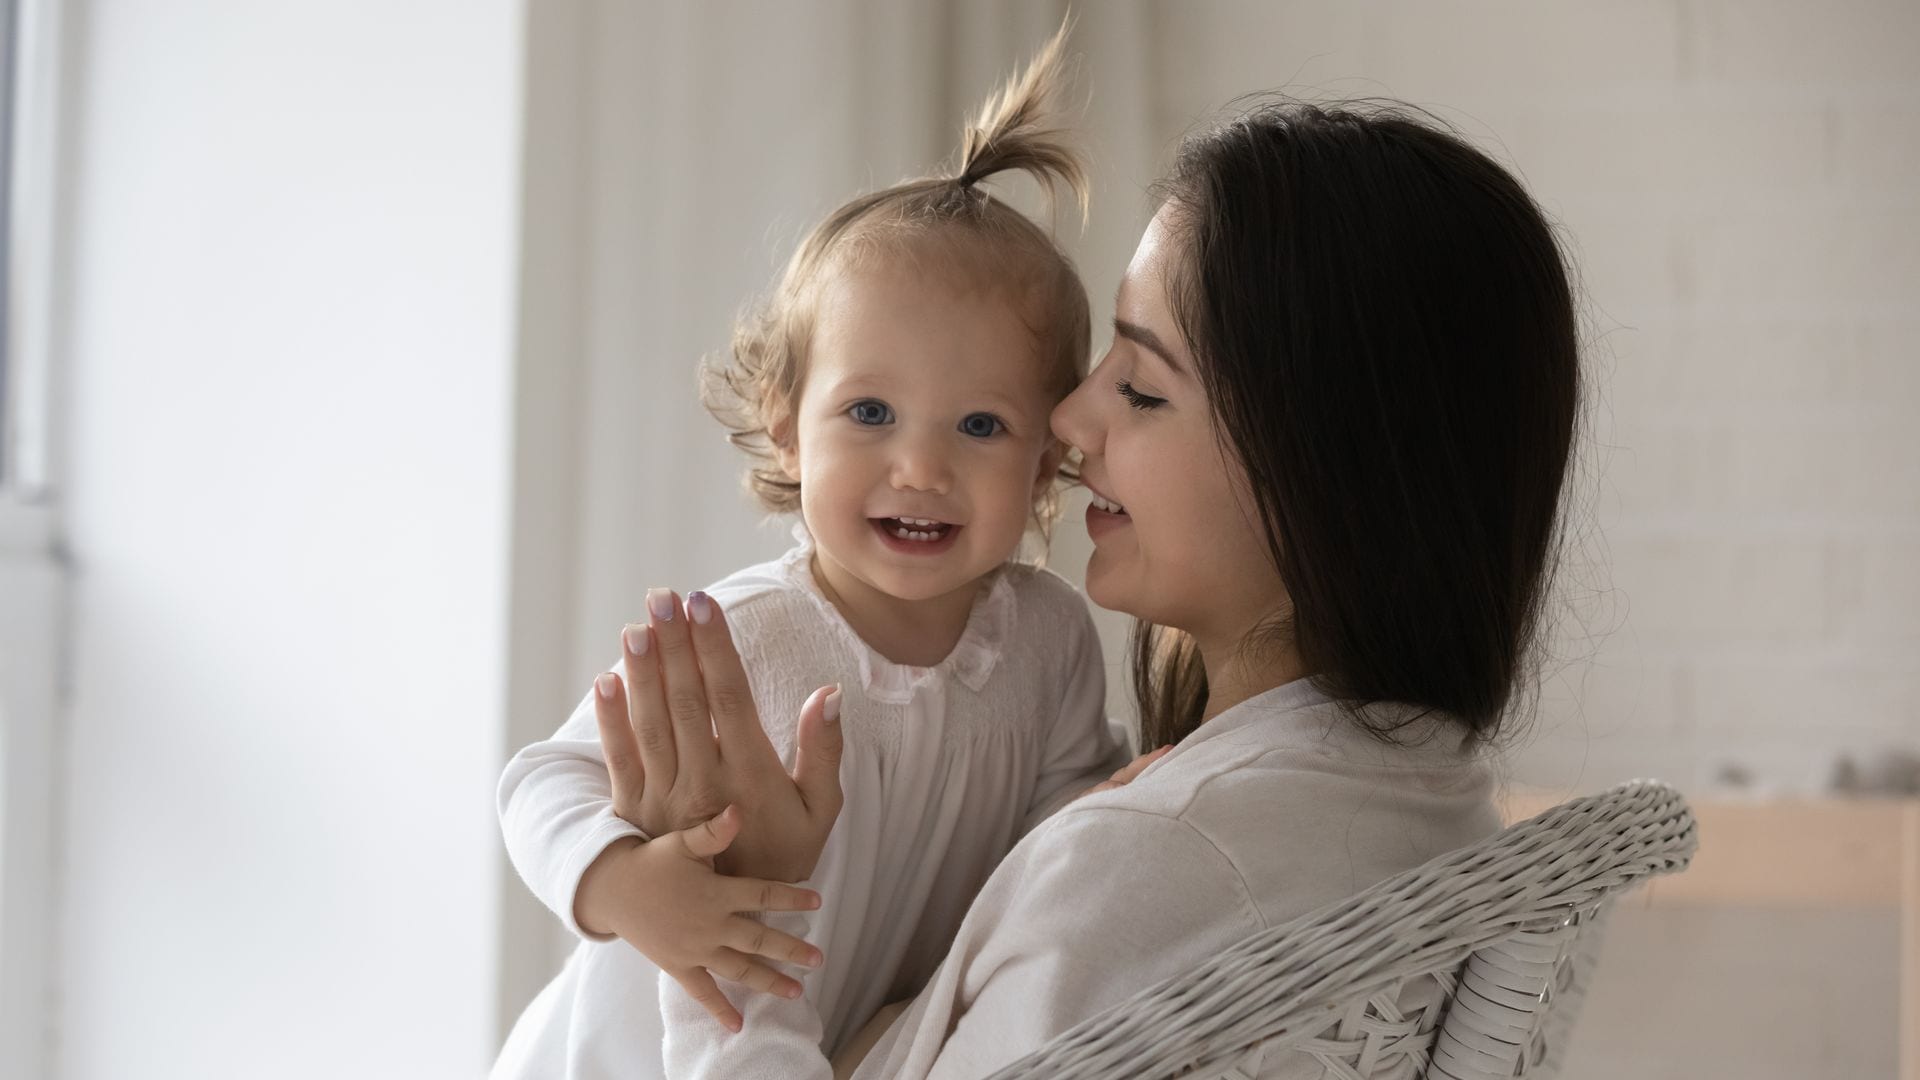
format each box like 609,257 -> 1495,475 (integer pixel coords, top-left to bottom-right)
570,585 -> 1170,1033
572,587 -> 845,1031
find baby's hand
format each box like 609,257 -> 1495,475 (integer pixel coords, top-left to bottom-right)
574,806 -> 826,1032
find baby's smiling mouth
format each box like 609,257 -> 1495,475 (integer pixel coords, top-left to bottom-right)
872,516 -> 957,542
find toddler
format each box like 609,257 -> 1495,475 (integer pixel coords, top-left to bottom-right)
492,29 -> 1127,1080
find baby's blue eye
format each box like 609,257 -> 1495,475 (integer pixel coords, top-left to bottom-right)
849,400 -> 893,426
959,413 -> 1004,438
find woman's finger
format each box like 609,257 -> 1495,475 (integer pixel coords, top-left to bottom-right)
668,966 -> 743,1033
727,915 -> 824,968
646,588 -> 721,776
791,684 -> 846,821
1076,746 -> 1173,802
620,620 -> 678,797
684,591 -> 778,763
592,671 -> 645,822
721,873 -> 824,915
709,947 -> 806,1002
1108,744 -> 1173,785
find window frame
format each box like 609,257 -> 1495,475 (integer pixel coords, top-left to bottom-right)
0,1 -> 71,1077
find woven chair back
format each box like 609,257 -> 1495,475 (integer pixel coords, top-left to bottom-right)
985,779 -> 1698,1080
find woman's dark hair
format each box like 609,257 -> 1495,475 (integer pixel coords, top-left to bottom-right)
1134,99 -> 1582,753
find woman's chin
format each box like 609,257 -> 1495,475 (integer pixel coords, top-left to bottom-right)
1081,552 -> 1133,615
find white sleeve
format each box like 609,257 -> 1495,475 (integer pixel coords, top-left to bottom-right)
657,906 -> 834,1080
851,808 -> 1266,1080
496,658 -> 647,942
1017,605 -> 1130,836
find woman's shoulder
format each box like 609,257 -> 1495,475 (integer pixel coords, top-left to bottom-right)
1042,716 -> 1503,925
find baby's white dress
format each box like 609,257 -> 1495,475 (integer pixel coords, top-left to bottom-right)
491,527 -> 1127,1080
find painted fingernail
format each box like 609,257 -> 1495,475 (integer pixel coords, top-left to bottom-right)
646,588 -> 674,622
622,624 -> 648,657
595,673 -> 618,699
687,591 -> 714,625
823,685 -> 842,724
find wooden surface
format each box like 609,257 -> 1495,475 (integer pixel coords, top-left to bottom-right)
1504,791 -> 1920,1079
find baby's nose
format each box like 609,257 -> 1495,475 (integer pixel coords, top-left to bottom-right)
890,436 -> 953,493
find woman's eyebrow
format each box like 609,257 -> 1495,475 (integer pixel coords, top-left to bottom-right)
1113,317 -> 1188,379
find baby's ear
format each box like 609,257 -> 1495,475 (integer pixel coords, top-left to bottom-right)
771,417 -> 800,481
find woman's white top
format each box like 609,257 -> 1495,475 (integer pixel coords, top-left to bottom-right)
850,678 -> 1504,1079
491,528 -> 1127,1080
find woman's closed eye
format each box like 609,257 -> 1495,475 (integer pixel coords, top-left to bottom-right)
1115,380 -> 1166,411
848,399 -> 894,426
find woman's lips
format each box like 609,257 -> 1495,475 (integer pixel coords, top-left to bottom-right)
1085,502 -> 1130,541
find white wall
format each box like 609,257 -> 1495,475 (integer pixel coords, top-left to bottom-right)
1095,0 -> 1920,797
55,3 -> 521,1077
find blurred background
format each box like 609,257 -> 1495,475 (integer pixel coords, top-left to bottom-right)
0,1 -> 1914,1077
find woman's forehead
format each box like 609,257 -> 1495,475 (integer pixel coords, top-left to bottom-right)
1117,208 -> 1179,313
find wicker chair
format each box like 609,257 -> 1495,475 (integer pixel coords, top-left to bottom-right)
986,779 -> 1698,1080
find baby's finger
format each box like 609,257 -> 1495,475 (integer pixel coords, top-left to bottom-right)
710,947 -> 805,1001
727,915 -> 824,969
672,805 -> 741,863
593,671 -> 645,822
722,873 -> 823,915
669,966 -> 743,1033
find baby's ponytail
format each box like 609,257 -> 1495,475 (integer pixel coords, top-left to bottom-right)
949,21 -> 1088,225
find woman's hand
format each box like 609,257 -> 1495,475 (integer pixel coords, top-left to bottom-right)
595,588 -> 845,883
1073,744 -> 1172,801
573,806 -> 827,1032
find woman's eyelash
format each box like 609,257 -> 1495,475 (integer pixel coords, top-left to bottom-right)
1115,380 -> 1166,411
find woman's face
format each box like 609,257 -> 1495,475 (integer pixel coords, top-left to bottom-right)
1050,205 -> 1289,646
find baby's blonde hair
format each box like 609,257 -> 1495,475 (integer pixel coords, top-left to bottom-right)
700,24 -> 1091,541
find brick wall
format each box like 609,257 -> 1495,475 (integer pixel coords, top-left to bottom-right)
1064,0 -> 1920,795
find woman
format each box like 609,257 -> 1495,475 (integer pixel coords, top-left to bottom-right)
589,98 -> 1578,1079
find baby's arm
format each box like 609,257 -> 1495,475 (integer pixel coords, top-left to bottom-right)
1018,600 -> 1134,836
497,672 -> 651,941
658,903 -> 836,1080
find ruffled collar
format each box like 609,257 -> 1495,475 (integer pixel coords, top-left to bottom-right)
776,521 -> 1016,704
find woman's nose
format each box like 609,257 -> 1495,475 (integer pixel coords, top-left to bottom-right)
1050,374 -> 1100,457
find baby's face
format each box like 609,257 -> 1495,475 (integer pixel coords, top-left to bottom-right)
776,267 -> 1062,606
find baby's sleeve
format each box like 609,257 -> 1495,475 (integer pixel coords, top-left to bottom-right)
1017,597 -> 1131,836
657,906 -> 834,1079
496,660 -> 647,942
